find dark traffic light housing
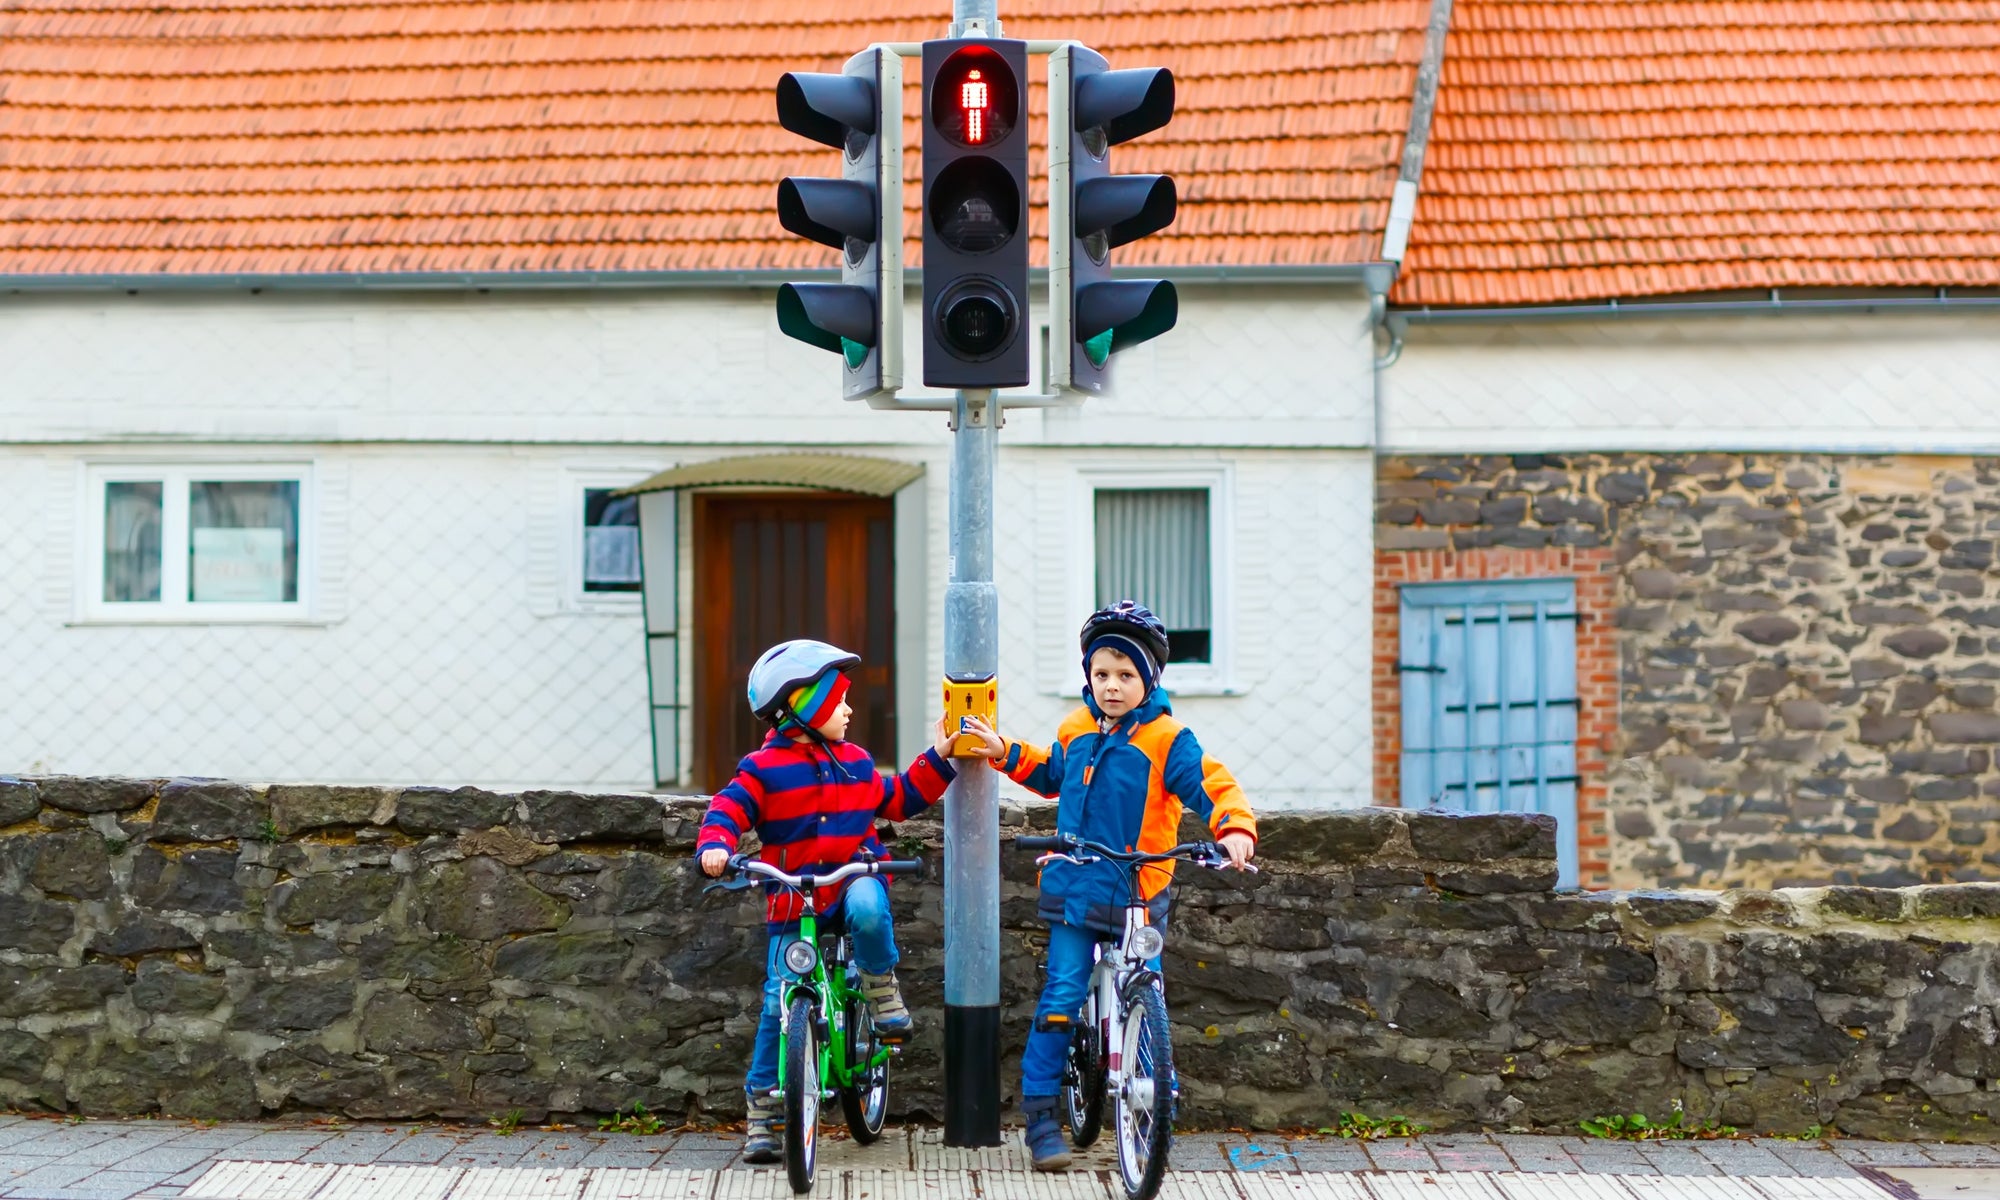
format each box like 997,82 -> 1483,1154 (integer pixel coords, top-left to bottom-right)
775,48 -> 902,400
1050,45 -> 1178,394
921,39 -> 1030,390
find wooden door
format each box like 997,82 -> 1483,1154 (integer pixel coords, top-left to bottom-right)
694,493 -> 896,792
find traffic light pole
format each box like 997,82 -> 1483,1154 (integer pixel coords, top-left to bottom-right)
942,385 -> 1002,1146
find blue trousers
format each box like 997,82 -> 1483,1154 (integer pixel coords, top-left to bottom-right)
746,876 -> 898,1093
1020,920 -> 1162,1099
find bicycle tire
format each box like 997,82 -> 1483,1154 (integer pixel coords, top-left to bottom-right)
838,996 -> 889,1143
1063,996 -> 1107,1148
782,994 -> 819,1194
1113,981 -> 1174,1200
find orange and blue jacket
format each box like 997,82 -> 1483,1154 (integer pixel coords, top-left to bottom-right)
994,686 -> 1255,932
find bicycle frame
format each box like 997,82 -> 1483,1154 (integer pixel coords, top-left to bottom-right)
773,892 -> 891,1098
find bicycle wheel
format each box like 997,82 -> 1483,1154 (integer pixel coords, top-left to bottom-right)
838,995 -> 888,1143
1063,994 -> 1107,1148
1113,981 -> 1174,1200
782,994 -> 819,1193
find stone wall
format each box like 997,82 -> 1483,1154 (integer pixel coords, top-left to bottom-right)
4,775 -> 2000,1139
1377,453 -> 2000,890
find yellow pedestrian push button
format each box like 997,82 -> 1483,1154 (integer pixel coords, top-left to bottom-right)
943,675 -> 997,757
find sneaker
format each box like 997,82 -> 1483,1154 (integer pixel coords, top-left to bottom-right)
743,1089 -> 783,1164
1022,1096 -> 1072,1171
857,970 -> 912,1038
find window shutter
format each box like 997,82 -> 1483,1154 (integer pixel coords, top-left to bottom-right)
1093,488 -> 1211,633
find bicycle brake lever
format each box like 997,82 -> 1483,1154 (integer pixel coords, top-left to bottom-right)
701,877 -> 758,894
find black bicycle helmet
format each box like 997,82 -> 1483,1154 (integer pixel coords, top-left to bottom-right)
1079,600 -> 1170,680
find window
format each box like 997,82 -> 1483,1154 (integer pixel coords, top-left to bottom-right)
1398,578 -> 1579,887
1095,488 -> 1212,664
582,488 -> 641,593
83,464 -> 310,621
1070,466 -> 1232,693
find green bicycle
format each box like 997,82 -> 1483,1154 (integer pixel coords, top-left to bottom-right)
707,852 -> 924,1193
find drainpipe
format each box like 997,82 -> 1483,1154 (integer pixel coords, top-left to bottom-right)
1371,0 -> 1452,457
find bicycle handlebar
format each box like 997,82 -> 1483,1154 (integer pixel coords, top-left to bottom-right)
1012,831 -> 1237,869
721,855 -> 926,891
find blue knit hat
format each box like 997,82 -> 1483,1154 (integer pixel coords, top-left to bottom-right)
1085,633 -> 1159,695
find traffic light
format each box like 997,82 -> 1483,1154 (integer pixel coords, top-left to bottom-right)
775,48 -> 902,400
921,39 -> 1031,390
1049,45 -> 1178,394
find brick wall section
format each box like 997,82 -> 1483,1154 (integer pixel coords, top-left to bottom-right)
1373,547 -> 1618,887
1377,453 -> 2000,890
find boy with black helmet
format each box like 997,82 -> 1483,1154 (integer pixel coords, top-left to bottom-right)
697,638 -> 985,1163
956,600 -> 1257,1170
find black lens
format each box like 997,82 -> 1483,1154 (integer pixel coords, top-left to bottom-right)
934,277 -> 1017,361
928,158 -> 1020,255
945,295 -> 1007,355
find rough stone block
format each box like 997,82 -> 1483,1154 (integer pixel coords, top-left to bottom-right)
269,784 -> 388,836
1930,712 -> 2000,744
129,847 -> 244,915
149,779 -> 268,842
37,776 -> 158,814
1405,809 -> 1557,864
273,868 -> 399,925
0,964 -> 128,1019
361,992 -> 484,1054
130,960 -> 227,1013
426,857 -> 569,941
1257,808 -> 1399,865
521,790 -> 665,843
21,830 -> 113,899
0,777 -> 40,825
230,976 -> 359,1033
0,893 -> 75,954
86,914 -> 199,957
395,785 -> 515,835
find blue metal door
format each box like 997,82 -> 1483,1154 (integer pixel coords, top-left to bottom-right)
1399,579 -> 1579,887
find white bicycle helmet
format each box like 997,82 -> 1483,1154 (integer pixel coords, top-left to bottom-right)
747,639 -> 862,724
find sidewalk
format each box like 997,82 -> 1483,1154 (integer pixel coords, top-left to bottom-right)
4,1113 -> 1999,1200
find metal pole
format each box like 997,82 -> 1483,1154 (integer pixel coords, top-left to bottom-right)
941,0 -> 1004,1150
942,387 -> 1002,1146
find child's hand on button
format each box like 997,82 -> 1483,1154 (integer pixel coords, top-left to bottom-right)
956,715 -> 1006,759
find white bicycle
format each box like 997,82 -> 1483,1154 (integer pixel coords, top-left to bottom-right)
1014,832 -> 1252,1200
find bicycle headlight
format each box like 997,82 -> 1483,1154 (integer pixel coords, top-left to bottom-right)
1129,925 -> 1165,961
783,939 -> 819,976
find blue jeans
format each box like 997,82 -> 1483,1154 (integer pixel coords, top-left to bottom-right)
1019,920 -> 1163,1100
745,876 -> 898,1093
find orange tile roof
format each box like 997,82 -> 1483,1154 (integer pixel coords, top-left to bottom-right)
1393,0 -> 2000,307
0,0 -> 1428,277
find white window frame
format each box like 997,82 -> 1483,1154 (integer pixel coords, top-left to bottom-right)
77,460 -> 316,624
1068,463 -> 1238,696
563,467 -> 652,613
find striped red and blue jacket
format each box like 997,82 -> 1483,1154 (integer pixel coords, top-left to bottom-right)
697,731 -> 955,931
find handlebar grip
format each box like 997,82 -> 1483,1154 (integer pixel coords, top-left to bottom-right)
1015,836 -> 1066,852
877,859 -> 926,878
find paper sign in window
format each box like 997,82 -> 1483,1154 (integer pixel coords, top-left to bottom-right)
192,528 -> 287,602
585,525 -> 641,586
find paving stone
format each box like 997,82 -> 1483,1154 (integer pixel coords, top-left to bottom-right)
1365,1141 -> 1441,1171
448,1167 -> 590,1200
578,1168 -> 710,1200
106,1146 -> 218,1177
301,1133 -> 426,1165
1830,1140 -> 1939,1166
1285,1140 -> 1372,1172
1633,1145 -> 1724,1176
3,1169 -> 163,1200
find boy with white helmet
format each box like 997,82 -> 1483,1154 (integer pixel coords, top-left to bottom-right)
697,638 -> 987,1163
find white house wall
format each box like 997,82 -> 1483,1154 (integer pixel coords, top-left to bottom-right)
1380,311 -> 2000,453
0,286 -> 1376,806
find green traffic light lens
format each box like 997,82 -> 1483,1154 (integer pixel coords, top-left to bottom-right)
1083,328 -> 1113,368
841,337 -> 869,370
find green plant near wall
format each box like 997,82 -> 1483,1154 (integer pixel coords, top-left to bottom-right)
598,1103 -> 666,1135
1580,1111 -> 1737,1141
1319,1111 -> 1431,1139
